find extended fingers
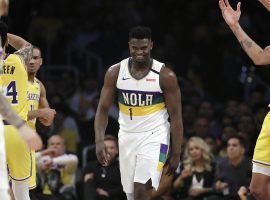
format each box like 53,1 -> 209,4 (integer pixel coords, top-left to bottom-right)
225,0 -> 232,7
219,0 -> 226,10
237,2 -> 241,12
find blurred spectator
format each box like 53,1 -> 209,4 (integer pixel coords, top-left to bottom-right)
52,110 -> 77,153
193,116 -> 211,139
69,76 -> 99,121
83,135 -> 125,200
173,137 -> 215,200
213,136 -> 252,199
35,135 -> 78,200
224,100 -> 239,119
218,125 -> 238,157
182,104 -> 197,138
198,100 -> 221,138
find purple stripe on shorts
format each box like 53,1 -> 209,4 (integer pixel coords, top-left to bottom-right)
160,144 -> 168,154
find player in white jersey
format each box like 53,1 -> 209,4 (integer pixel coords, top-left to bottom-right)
219,0 -> 270,199
95,26 -> 183,200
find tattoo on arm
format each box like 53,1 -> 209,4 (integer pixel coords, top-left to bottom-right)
14,43 -> 33,64
243,39 -> 253,48
240,38 -> 253,52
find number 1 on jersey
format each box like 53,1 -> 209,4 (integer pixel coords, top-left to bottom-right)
129,108 -> 133,120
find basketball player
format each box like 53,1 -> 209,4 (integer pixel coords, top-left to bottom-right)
26,45 -> 56,190
95,26 -> 183,200
0,1 -> 41,199
219,0 -> 270,199
0,21 -> 42,200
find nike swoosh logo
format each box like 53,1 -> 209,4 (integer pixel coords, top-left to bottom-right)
122,77 -> 131,80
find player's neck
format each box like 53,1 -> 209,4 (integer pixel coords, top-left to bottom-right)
131,58 -> 152,71
28,74 -> 35,83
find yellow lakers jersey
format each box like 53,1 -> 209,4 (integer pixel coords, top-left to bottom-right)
0,54 -> 28,121
27,78 -> 40,130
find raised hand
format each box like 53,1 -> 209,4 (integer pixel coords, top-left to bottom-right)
219,0 -> 241,28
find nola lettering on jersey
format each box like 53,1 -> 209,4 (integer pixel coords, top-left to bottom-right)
122,92 -> 153,106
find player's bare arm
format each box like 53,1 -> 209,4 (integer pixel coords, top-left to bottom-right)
0,92 -> 24,127
0,0 -> 8,16
39,81 -> 50,108
7,33 -> 33,65
219,0 -> 270,65
95,64 -> 120,166
160,66 -> 183,176
259,0 -> 270,12
28,81 -> 56,125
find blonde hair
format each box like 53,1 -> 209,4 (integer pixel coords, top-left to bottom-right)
183,137 -> 213,171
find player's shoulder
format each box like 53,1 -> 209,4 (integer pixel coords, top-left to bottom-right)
34,77 -> 41,84
106,63 -> 120,77
5,53 -> 22,64
159,66 -> 179,89
160,65 -> 177,79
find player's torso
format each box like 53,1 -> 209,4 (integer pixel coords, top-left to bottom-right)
27,78 -> 40,130
116,58 -> 169,132
0,54 -> 28,121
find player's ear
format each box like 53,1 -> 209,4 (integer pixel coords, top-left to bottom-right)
40,58 -> 43,65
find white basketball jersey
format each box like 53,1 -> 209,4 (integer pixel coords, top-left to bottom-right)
116,58 -> 169,132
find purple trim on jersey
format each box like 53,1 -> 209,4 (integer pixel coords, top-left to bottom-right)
3,53 -> 10,60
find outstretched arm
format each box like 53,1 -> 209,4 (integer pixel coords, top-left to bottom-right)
7,33 -> 33,64
259,0 -> 270,12
94,64 -> 119,166
161,67 -> 183,176
219,0 -> 270,65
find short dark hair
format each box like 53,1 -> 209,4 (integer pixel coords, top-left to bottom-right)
32,45 -> 42,58
227,135 -> 245,149
129,26 -> 152,40
0,21 -> 8,48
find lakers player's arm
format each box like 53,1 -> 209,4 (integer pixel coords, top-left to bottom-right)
39,81 -> 50,108
230,24 -> 270,65
259,0 -> 270,12
160,66 -> 183,175
219,0 -> 270,65
7,33 -> 33,65
95,64 -> 120,166
0,93 -> 25,128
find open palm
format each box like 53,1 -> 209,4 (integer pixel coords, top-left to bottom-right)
219,0 -> 241,27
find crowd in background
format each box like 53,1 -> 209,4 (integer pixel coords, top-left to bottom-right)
3,0 -> 270,199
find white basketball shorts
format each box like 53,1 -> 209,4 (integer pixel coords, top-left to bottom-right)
118,123 -> 170,193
